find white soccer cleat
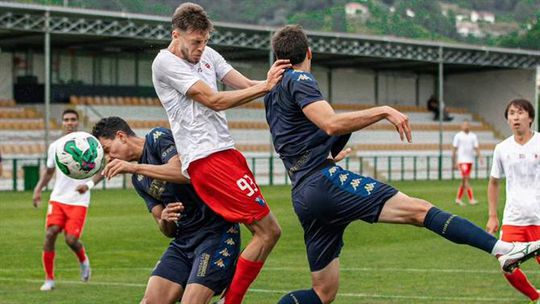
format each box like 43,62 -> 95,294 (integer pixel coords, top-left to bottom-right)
469,199 -> 478,205
498,241 -> 540,273
455,199 -> 465,206
80,257 -> 91,282
40,279 -> 55,291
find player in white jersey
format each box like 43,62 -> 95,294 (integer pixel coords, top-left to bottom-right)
486,99 -> 540,303
452,120 -> 481,205
32,109 -> 102,291
152,3 -> 290,303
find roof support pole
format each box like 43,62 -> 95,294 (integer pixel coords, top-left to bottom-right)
438,47 -> 444,181
44,10 -> 51,149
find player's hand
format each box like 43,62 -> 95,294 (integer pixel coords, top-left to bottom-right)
161,202 -> 184,223
32,191 -> 41,208
383,106 -> 412,143
264,59 -> 291,91
333,147 -> 352,162
102,159 -> 136,179
75,184 -> 89,194
486,216 -> 499,235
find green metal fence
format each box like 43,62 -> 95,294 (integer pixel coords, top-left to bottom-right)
1,155 -> 493,191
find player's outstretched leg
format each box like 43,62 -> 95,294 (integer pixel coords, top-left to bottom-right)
65,234 -> 91,282
378,192 -> 540,272
40,225 -> 61,291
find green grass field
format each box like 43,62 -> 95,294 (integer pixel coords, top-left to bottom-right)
0,180 -> 537,304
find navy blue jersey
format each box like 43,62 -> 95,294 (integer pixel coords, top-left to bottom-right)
132,128 -> 232,238
264,69 -> 351,188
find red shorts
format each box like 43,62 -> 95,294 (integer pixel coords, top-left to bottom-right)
46,201 -> 88,238
458,163 -> 472,177
501,225 -> 540,264
188,149 -> 270,224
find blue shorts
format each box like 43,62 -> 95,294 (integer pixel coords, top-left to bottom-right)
151,223 -> 240,295
292,165 -> 398,272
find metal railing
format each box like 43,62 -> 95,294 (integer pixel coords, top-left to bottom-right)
0,155 -> 493,191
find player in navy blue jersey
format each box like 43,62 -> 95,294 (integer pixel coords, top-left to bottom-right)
265,25 -> 540,304
92,117 -> 240,304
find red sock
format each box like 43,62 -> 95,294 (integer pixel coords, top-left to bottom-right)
504,268 -> 539,300
75,247 -> 87,263
467,188 -> 474,200
224,257 -> 264,304
42,251 -> 55,280
457,186 -> 464,200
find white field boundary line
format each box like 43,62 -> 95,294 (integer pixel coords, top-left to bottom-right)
0,277 -> 520,302
1,266 -> 540,275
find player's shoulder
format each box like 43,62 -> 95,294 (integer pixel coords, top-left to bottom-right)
147,127 -> 172,143
288,69 -> 315,82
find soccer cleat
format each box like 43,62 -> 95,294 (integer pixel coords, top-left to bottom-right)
469,199 -> 478,205
80,257 -> 91,282
498,241 -> 540,273
455,199 -> 465,206
40,279 -> 55,291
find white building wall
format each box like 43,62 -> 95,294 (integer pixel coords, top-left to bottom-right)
378,72 -> 416,105
331,68 -> 375,104
445,69 -> 536,136
418,74 -> 435,106
0,52 -> 13,99
311,65 -> 329,100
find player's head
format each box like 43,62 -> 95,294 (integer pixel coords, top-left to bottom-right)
461,120 -> 470,133
92,116 -> 137,162
504,98 -> 535,133
62,109 -> 79,134
272,25 -> 311,66
171,2 -> 213,64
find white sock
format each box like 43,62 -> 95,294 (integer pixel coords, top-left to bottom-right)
491,240 -> 514,256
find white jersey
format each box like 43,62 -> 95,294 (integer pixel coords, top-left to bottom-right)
152,47 -> 235,177
490,132 -> 540,226
452,131 -> 478,164
47,138 -> 92,207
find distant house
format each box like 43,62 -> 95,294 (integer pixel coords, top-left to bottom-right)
456,21 -> 484,37
406,9 -> 415,18
470,11 -> 495,23
345,2 -> 370,22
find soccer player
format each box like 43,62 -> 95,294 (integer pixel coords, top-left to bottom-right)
265,25 -> 540,304
32,109 -> 102,291
486,99 -> 540,303
92,117 -> 240,304
151,3 -> 290,303
452,120 -> 481,205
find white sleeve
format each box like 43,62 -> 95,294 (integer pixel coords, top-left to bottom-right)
452,134 -> 459,148
490,145 -> 503,179
207,48 -> 233,80
154,54 -> 200,95
46,143 -> 56,169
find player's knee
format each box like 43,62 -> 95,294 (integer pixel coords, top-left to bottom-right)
313,285 -> 337,304
263,220 -> 281,245
64,235 -> 79,247
409,198 -> 433,226
45,228 -> 59,241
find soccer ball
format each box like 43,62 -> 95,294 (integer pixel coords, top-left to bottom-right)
55,131 -> 104,179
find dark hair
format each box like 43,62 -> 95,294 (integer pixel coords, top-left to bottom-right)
172,2 -> 213,33
504,98 -> 535,126
272,25 -> 309,65
92,116 -> 136,139
62,108 -> 79,120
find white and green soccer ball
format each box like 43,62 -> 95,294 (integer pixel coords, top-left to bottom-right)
55,131 -> 104,179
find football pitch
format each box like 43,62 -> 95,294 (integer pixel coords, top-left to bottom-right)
0,180 -> 536,304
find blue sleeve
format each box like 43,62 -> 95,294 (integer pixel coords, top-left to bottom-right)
149,129 -> 178,164
134,183 -> 162,212
331,134 -> 351,158
289,73 -> 324,109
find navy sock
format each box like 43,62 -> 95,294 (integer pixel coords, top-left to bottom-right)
278,289 -> 323,304
423,207 -> 497,254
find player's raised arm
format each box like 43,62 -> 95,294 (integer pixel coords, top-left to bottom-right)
302,102 -> 412,142
150,203 -> 184,238
102,156 -> 188,184
185,59 -> 290,111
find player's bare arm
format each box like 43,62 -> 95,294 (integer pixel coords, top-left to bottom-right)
221,69 -> 261,89
75,171 -> 105,194
151,203 -> 184,238
333,147 -> 352,162
102,155 -> 188,184
486,176 -> 500,234
186,59 -> 290,111
32,167 -> 55,208
452,147 -> 458,169
303,102 -> 412,142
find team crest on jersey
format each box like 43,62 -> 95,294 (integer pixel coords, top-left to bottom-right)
152,131 -> 163,141
297,74 -> 312,81
255,196 -> 267,207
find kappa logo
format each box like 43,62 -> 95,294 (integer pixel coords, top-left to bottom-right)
152,131 -> 163,141
297,73 -> 312,81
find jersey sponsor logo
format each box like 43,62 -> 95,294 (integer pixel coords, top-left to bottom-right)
149,179 -> 167,200
297,73 -> 312,81
161,146 -> 175,159
197,253 -> 210,277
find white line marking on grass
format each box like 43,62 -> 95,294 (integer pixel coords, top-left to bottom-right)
0,277 -> 521,302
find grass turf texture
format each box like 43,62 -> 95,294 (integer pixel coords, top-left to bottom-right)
0,180 -> 537,303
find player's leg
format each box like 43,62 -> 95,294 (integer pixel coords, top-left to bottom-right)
501,226 -> 540,302
40,201 -> 65,291
63,204 -> 90,282
141,276 -> 183,304
181,283 -> 214,304
455,163 -> 466,205
378,192 -> 540,271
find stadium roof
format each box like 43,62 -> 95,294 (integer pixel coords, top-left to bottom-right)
1,1 -> 540,73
